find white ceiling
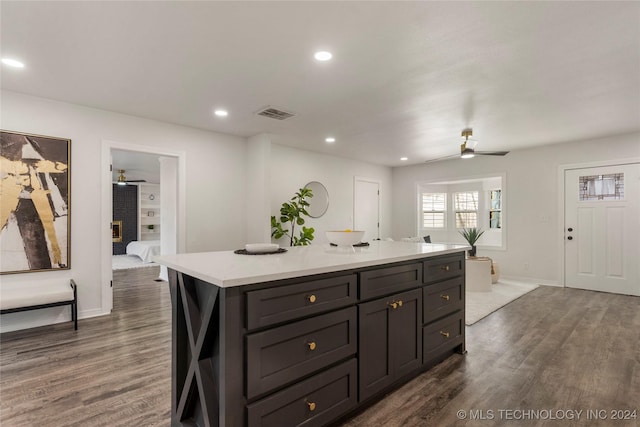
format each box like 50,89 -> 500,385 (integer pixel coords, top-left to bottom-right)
111,150 -> 160,184
2,2 -> 639,166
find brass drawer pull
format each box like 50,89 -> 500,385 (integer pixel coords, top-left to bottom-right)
307,341 -> 317,351
440,294 -> 450,301
307,400 -> 316,412
388,300 -> 404,310
441,265 -> 450,271
440,331 -> 450,338
307,294 -> 317,303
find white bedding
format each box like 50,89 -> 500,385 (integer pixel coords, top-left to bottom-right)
126,240 -> 160,263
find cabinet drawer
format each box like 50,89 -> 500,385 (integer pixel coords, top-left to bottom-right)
360,263 -> 422,300
423,277 -> 464,324
247,274 -> 357,330
247,359 -> 357,427
423,312 -> 464,363
423,254 -> 464,284
247,307 -> 357,399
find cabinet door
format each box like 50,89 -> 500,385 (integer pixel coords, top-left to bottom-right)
358,297 -> 393,401
358,288 -> 422,402
391,288 -> 422,380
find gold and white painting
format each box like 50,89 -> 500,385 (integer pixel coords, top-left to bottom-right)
1,130 -> 70,274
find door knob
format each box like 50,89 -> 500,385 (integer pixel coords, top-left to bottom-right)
567,227 -> 573,232
567,236 -> 573,240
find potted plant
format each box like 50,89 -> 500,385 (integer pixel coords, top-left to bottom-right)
271,187 -> 315,246
459,227 -> 484,257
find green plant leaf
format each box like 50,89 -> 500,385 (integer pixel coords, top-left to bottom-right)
271,187 -> 316,246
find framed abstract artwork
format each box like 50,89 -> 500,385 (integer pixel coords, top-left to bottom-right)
1,130 -> 71,274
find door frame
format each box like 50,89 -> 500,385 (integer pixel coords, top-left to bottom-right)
353,176 -> 381,239
101,139 -> 186,313
557,157 -> 640,288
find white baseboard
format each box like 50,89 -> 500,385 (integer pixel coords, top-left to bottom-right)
500,275 -> 562,287
0,307 -> 110,334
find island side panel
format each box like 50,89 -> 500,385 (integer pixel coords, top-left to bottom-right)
218,286 -> 246,426
168,269 -> 189,426
169,269 -> 245,427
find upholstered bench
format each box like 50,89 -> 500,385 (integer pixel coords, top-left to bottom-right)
1,279 -> 78,330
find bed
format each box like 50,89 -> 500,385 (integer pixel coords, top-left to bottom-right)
126,240 -> 161,263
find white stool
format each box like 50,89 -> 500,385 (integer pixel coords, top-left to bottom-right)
466,258 -> 492,292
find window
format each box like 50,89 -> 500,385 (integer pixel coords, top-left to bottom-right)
579,173 -> 624,201
454,191 -> 478,228
489,190 -> 502,229
421,192 -> 446,228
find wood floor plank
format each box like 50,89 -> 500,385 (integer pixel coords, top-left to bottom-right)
1,267 -> 171,427
2,275 -> 639,427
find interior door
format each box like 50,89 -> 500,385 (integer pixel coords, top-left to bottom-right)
564,163 -> 640,296
354,178 -> 380,241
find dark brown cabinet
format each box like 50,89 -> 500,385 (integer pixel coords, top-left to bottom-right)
247,359 -> 357,427
422,254 -> 465,365
246,307 -> 357,399
168,251 -> 465,427
358,288 -> 422,401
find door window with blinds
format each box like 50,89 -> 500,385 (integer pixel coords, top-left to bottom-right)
421,193 -> 447,228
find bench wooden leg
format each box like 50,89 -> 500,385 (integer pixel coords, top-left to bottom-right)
70,279 -> 78,330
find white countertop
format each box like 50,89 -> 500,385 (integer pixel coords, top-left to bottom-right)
154,241 -> 468,288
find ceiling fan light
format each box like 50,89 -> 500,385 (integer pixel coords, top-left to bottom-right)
117,169 -> 127,184
461,149 -> 475,159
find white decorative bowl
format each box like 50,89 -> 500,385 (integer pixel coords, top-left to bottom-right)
245,243 -> 279,253
326,230 -> 365,246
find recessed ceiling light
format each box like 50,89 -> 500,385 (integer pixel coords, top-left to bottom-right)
400,157 -> 408,161
1,58 -> 25,68
325,137 -> 336,143
214,109 -> 228,117
314,51 -> 332,61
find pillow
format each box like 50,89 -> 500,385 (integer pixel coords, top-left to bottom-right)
423,235 -> 431,243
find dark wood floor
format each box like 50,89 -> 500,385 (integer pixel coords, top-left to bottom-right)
1,272 -> 638,427
0,267 -> 171,427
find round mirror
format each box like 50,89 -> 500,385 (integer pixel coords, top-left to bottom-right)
305,181 -> 329,218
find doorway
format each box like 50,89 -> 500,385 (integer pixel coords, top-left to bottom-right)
354,177 -> 380,241
564,162 -> 640,296
101,140 -> 185,314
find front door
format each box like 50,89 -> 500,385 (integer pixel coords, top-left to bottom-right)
564,163 -> 640,296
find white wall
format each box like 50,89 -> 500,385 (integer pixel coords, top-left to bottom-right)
392,131 -> 640,285
246,134 -> 272,243
270,144 -> 392,245
0,91 -> 247,332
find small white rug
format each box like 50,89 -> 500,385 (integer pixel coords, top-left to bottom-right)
112,255 -> 157,270
466,280 -> 539,325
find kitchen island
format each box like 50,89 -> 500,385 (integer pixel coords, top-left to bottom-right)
155,241 -> 468,427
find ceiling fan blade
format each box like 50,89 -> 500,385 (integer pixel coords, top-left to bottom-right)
475,151 -> 509,156
424,154 -> 460,164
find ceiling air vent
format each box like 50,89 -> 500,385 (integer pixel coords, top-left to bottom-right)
255,106 -> 295,120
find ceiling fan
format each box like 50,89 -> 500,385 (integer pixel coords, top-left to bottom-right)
115,169 -> 146,185
425,129 -> 509,163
